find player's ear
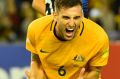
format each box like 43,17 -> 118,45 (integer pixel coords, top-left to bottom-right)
53,11 -> 57,22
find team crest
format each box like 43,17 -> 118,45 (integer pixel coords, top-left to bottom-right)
73,55 -> 85,62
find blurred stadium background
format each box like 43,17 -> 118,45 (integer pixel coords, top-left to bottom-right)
0,0 -> 119,79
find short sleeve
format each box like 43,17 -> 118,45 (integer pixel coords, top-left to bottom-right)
26,23 -> 37,54
89,36 -> 109,66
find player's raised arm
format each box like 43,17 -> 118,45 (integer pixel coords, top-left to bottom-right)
32,0 -> 46,16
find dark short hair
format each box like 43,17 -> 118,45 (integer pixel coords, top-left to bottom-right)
54,0 -> 82,12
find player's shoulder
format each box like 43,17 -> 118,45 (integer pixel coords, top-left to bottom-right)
83,18 -> 100,27
28,15 -> 53,28
83,18 -> 109,42
27,15 -> 53,32
83,18 -> 105,33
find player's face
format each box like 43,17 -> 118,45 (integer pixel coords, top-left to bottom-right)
54,5 -> 83,41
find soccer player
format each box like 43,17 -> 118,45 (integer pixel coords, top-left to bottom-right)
32,0 -> 88,18
25,0 -> 109,79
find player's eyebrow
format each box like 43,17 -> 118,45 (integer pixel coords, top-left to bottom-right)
73,16 -> 80,19
62,16 -> 70,19
62,15 -> 81,20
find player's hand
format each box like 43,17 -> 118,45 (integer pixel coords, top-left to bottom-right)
77,68 -> 85,79
25,70 -> 35,79
25,69 -> 47,79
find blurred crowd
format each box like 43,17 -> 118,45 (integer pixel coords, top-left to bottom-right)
0,0 -> 120,43
89,0 -> 120,41
0,0 -> 34,43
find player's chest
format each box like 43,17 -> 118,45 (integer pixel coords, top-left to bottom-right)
36,40 -> 98,68
36,32 -> 100,67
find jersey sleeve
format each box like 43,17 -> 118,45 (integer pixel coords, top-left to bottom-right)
26,22 -> 37,54
89,36 -> 109,66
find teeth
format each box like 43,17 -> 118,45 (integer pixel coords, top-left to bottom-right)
68,28 -> 74,31
66,28 -> 74,32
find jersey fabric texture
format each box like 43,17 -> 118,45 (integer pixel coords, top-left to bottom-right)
26,15 -> 109,79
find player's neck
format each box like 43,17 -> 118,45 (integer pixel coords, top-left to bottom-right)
53,23 -> 66,41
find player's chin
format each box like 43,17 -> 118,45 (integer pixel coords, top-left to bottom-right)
64,33 -> 75,40
64,35 -> 74,41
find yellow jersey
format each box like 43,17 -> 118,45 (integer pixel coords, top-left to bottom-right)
26,15 -> 109,79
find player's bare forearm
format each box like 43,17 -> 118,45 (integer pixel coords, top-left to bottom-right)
29,53 -> 47,79
83,66 -> 102,79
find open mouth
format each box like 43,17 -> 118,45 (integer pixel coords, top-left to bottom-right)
66,28 -> 74,32
65,28 -> 74,37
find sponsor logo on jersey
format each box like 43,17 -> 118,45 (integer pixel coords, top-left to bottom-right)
40,49 -> 49,53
